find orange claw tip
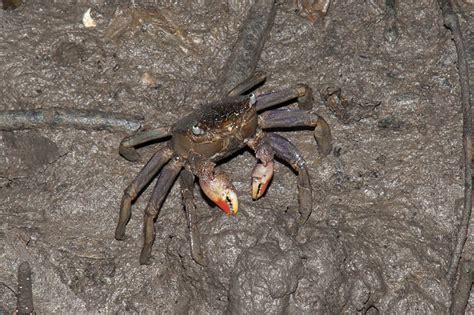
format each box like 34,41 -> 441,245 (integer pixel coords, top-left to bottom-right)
215,190 -> 239,215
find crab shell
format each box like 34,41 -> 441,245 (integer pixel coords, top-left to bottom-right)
171,95 -> 257,161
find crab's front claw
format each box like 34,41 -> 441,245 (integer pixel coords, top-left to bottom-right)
252,161 -> 274,200
199,171 -> 238,215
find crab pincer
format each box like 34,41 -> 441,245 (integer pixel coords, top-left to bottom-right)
251,161 -> 274,200
199,169 -> 239,215
248,131 -> 275,200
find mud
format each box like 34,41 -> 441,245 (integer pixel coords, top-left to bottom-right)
1,0 -> 473,313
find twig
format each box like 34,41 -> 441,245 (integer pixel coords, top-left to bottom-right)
438,0 -> 473,289
449,260 -> 474,314
0,281 -> 16,295
16,262 -> 34,315
0,108 -> 144,133
384,0 -> 399,43
219,0 -> 278,94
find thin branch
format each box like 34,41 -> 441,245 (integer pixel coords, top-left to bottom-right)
437,0 -> 473,292
0,108 -> 144,133
16,262 -> 34,315
449,260 -> 474,315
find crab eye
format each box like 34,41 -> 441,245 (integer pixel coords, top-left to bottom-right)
192,125 -> 205,136
249,93 -> 257,105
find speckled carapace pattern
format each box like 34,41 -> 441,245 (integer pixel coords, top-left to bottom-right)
1,1 -> 473,313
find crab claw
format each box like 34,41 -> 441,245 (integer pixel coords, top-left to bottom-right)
199,172 -> 238,215
252,161 -> 274,200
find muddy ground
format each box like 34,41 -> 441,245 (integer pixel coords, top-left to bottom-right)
1,0 -> 473,313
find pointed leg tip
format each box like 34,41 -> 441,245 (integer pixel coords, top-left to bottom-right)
115,235 -> 126,241
320,143 -> 333,156
139,252 -> 152,265
298,215 -> 310,226
119,146 -> 141,162
314,118 -> 332,156
192,253 -> 207,267
298,204 -> 312,226
115,228 -> 127,241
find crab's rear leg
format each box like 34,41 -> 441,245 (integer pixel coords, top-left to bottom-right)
259,109 -> 332,156
266,133 -> 313,224
255,84 -> 314,111
227,71 -> 267,97
115,146 -> 174,240
119,126 -> 172,162
180,169 -> 206,266
140,157 -> 183,265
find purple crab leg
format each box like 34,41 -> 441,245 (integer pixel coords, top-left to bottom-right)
227,71 -> 267,97
219,0 -> 277,94
255,84 -> 314,111
140,157 -> 183,265
266,133 -> 313,224
119,126 -> 172,162
115,146 -> 173,241
180,169 -> 206,266
259,109 -> 332,156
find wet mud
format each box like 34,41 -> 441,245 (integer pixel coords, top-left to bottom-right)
1,0 -> 473,313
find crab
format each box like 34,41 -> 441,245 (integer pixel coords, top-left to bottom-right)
115,72 -> 332,265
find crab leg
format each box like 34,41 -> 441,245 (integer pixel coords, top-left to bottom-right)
259,109 -> 332,156
115,146 -> 173,241
227,71 -> 267,97
248,133 -> 274,200
140,157 -> 183,265
180,169 -> 206,266
119,126 -> 172,162
255,84 -> 314,111
189,154 -> 238,215
266,133 -> 313,224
